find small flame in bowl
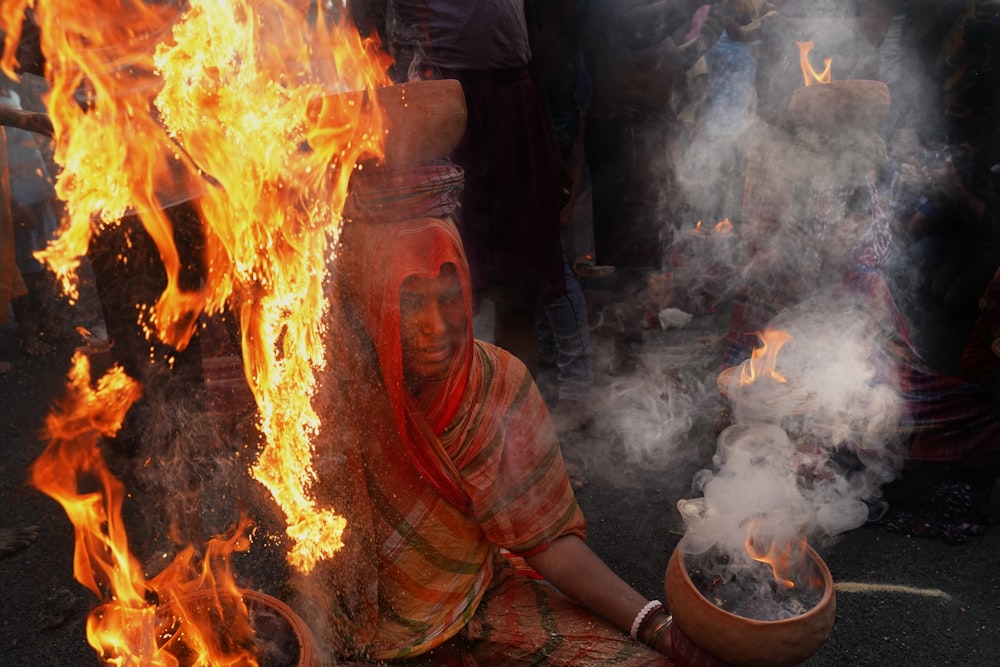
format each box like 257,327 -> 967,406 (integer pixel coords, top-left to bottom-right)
744,520 -> 810,591
738,328 -> 793,386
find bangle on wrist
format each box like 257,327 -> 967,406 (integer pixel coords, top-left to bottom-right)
644,613 -> 673,649
630,600 -> 664,640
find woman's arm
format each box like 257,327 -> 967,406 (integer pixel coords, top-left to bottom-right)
0,105 -> 52,137
524,533 -> 673,654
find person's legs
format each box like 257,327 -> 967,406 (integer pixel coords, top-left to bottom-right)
543,253 -> 594,405
493,291 -> 541,377
450,68 -> 565,374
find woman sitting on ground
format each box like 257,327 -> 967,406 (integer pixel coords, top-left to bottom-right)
290,214 -> 674,665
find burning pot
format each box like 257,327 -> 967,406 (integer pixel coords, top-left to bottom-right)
787,79 -> 890,133
664,539 -> 835,667
91,588 -> 318,667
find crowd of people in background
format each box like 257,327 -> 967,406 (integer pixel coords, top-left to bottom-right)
2,0 -> 1000,662
344,0 -> 1000,506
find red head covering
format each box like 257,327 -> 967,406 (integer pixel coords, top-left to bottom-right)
336,216 -> 474,510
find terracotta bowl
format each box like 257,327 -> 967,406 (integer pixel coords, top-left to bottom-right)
665,541 -> 836,667
716,366 -> 819,418
91,588 -> 319,666
787,80 -> 890,132
373,78 -> 467,166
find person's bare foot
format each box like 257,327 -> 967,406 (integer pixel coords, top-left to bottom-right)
0,526 -> 39,558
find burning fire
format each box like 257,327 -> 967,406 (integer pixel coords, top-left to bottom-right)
3,0 -> 393,662
738,328 -> 793,386
691,218 -> 732,235
744,520 -> 813,591
2,0 -> 391,576
33,352 -> 261,664
796,41 -> 832,87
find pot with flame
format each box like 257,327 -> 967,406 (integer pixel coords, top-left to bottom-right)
664,538 -> 835,667
91,588 -> 318,667
786,41 -> 890,132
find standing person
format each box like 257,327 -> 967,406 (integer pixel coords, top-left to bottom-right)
0,103 -> 51,362
293,213 -> 674,664
580,0 -> 724,371
350,0 -> 568,376
0,62 -> 51,558
527,0 -> 596,438
2,81 -> 62,356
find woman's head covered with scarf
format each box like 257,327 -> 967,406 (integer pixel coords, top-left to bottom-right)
338,215 -> 473,403
336,215 -> 475,510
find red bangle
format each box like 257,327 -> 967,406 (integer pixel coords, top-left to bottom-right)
633,602 -> 667,641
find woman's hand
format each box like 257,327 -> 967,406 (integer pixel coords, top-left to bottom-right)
640,609 -> 674,656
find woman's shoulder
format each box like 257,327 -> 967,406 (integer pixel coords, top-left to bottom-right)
470,340 -> 538,404
473,339 -> 527,373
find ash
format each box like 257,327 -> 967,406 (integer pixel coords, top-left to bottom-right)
687,548 -> 824,622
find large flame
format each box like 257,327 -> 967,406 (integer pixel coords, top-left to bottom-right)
738,328 -> 793,386
2,0 -> 391,576
796,41 -> 832,87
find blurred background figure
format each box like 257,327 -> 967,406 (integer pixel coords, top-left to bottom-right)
580,0 -> 724,372
1,81 -> 62,357
351,0 -> 569,379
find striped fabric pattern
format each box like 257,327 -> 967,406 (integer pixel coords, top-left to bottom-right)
366,341 -> 585,660
335,216 -> 585,659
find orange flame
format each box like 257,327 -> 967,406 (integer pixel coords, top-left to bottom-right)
33,352 -> 260,664
3,0 -> 391,576
744,520 -> 807,590
738,328 -> 793,385
714,218 -> 733,235
796,41 -> 832,87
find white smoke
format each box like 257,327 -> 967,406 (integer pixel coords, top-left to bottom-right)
678,292 -> 907,564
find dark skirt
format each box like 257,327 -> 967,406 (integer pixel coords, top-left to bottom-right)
441,66 -> 566,308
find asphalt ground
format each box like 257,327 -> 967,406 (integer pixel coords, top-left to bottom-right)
1,280 -> 998,667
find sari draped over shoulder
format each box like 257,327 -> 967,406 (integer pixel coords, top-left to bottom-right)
299,215 -> 584,661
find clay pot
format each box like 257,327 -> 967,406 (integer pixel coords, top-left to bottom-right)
373,78 -> 467,166
716,366 -> 819,420
92,588 -> 319,666
787,80 -> 890,132
664,541 -> 836,667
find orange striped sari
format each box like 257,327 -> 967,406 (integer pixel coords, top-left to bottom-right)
301,217 -> 585,661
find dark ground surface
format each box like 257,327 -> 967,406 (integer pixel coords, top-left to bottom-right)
1,273 -> 999,667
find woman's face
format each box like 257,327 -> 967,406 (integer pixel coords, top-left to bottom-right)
399,263 -> 466,391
